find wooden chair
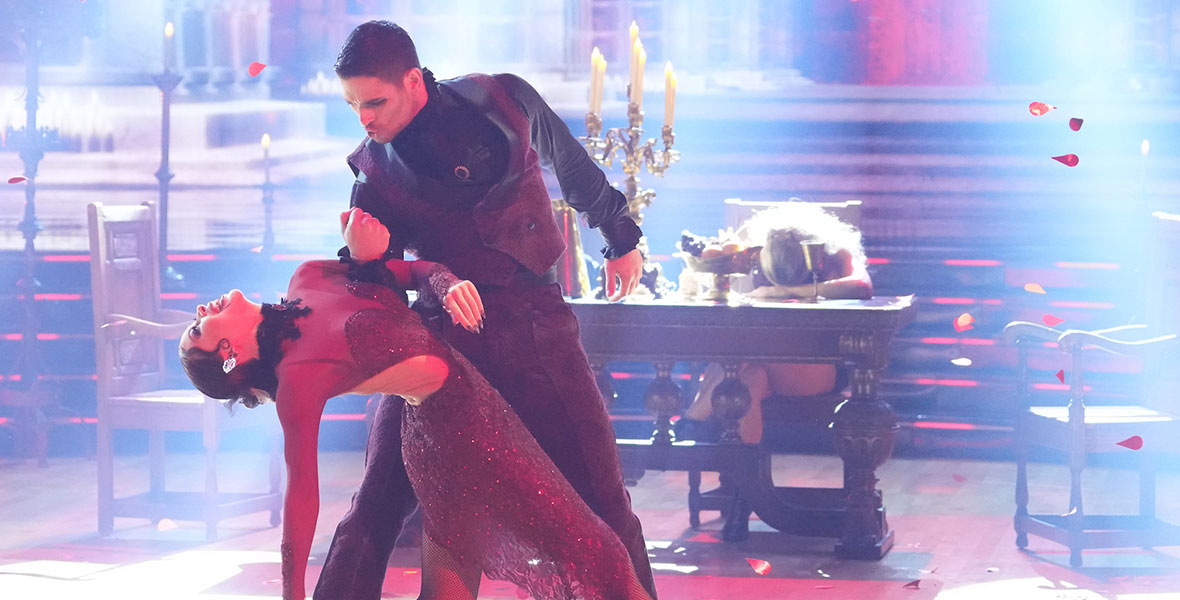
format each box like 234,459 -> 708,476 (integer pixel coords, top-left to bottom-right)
1003,211 -> 1180,567
89,202 -> 282,540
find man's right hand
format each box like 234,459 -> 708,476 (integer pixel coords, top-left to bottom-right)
340,207 -> 390,262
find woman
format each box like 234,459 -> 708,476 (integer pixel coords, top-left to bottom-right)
683,202 -> 873,444
178,208 -> 649,600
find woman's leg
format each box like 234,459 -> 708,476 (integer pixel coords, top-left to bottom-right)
418,536 -> 481,600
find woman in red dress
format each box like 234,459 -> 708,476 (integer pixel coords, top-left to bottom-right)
178,209 -> 649,600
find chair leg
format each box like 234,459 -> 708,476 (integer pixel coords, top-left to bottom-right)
688,470 -> 701,529
149,429 -> 166,504
269,431 -> 283,527
97,423 -> 114,536
1068,454 -> 1085,568
204,429 -> 219,542
1014,426 -> 1029,549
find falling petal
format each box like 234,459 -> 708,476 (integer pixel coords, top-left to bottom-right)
818,569 -> 831,578
1069,117 -> 1083,131
1055,369 -> 1065,384
952,474 -> 967,483
673,547 -> 686,554
264,578 -> 281,585
248,61 -> 267,77
951,357 -> 972,367
1024,283 -> 1047,294
1043,314 -> 1065,327
1051,154 -> 1079,167
156,518 -> 179,531
904,579 -> 922,589
1029,101 -> 1057,116
250,245 -> 263,253
687,532 -> 720,543
7,176 -> 27,184
986,567 -> 999,573
1117,435 -> 1144,450
953,312 -> 975,332
746,558 -> 772,576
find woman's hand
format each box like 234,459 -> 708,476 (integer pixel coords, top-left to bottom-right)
340,207 -> 390,262
444,280 -> 485,333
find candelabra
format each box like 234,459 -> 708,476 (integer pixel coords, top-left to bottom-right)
580,96 -> 680,226
152,67 -> 183,283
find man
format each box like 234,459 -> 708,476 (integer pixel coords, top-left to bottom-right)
313,20 -> 658,599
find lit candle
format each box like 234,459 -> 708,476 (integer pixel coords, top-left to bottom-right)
629,39 -> 639,105
636,43 -> 646,110
261,133 -> 271,181
629,20 -> 639,51
594,54 -> 606,115
664,61 -> 675,128
163,22 -> 176,71
590,47 -> 601,115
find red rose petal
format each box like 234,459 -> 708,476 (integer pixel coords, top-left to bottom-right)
1043,314 -> 1065,327
746,557 -> 772,576
1052,153 -> 1079,167
1069,117 -> 1083,131
1055,369 -> 1065,384
953,312 -> 975,332
952,474 -> 967,483
1029,101 -> 1056,116
8,176 -> 27,184
904,579 -> 922,589
1117,435 -> 1144,450
248,61 -> 267,77
1024,283 -> 1047,294
687,532 -> 720,543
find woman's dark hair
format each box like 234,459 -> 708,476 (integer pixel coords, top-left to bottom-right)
179,299 -> 310,410
180,345 -> 276,409
335,20 -> 420,85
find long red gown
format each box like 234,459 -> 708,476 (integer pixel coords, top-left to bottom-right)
274,260 -> 636,599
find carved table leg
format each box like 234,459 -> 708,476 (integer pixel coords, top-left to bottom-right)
832,365 -> 897,559
645,361 -> 682,444
711,362 -> 751,444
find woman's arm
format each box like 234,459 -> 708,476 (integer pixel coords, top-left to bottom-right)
747,249 -> 873,300
275,381 -> 330,600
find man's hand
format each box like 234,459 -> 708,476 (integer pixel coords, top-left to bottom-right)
604,248 -> 642,302
444,280 -> 485,333
340,207 -> 389,262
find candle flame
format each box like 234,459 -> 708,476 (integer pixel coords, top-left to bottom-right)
261,133 -> 271,149
164,22 -> 174,38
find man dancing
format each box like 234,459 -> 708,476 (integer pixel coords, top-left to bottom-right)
314,20 -> 657,599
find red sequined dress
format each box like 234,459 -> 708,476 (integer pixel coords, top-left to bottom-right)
277,261 -> 636,599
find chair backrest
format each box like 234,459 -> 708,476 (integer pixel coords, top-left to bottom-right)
723,198 -> 863,231
88,202 -> 167,398
1147,211 -> 1180,408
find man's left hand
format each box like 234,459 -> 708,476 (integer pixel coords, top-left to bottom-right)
604,248 -> 642,302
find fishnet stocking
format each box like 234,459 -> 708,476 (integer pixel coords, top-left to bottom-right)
419,536 -> 482,600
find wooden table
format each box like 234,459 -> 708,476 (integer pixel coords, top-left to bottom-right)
570,296 -> 917,559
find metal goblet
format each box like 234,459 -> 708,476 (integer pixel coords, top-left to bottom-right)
801,241 -> 826,303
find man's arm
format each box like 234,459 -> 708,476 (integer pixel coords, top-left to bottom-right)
496,73 -> 642,260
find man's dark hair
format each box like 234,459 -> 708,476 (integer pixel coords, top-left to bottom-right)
335,20 -> 420,84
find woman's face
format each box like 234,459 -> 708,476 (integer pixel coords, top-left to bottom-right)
179,289 -> 262,354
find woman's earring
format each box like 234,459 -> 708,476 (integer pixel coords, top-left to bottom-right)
220,339 -> 238,374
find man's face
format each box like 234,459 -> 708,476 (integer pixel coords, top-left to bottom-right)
340,71 -> 422,144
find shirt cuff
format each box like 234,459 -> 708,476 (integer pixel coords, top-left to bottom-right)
598,215 -> 642,259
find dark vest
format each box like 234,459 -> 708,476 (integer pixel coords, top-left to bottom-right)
346,74 -> 566,286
